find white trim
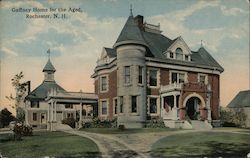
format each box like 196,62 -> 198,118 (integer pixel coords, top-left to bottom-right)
124,65 -> 132,86
99,99 -> 109,116
146,60 -> 221,75
198,73 -> 208,85
100,75 -> 109,93
147,95 -> 160,116
182,93 -> 206,108
147,67 -> 160,88
169,70 -> 188,84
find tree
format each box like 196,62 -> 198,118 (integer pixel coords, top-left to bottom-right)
0,108 -> 15,128
6,72 -> 28,123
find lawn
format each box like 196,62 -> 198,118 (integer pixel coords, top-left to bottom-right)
81,128 -> 178,134
151,131 -> 250,158
0,131 -> 100,158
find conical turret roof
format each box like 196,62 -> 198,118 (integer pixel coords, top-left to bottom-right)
42,59 -> 56,72
114,15 -> 147,48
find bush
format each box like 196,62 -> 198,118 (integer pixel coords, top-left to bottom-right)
12,124 -> 33,141
144,118 -> 166,128
220,109 -> 247,127
82,118 -> 117,128
62,117 -> 76,128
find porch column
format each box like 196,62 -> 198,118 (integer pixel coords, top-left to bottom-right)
47,103 -> 50,131
173,94 -> 178,120
161,96 -> 164,117
54,101 -> 57,122
79,103 -> 82,129
51,101 -> 55,131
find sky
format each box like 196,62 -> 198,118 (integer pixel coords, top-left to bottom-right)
0,0 -> 249,114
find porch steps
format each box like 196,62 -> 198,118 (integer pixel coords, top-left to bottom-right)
191,120 -> 212,130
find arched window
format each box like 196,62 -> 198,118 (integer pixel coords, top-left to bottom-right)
176,48 -> 183,60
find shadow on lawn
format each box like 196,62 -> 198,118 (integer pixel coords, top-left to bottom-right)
150,142 -> 250,158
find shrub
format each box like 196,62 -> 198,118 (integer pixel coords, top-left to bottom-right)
220,109 -> 246,127
12,124 -> 33,141
22,125 -> 33,136
62,117 -> 76,128
144,118 -> 166,128
82,117 -> 117,128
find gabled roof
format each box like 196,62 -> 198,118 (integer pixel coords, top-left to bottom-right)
114,15 -> 147,48
43,59 -> 56,72
228,90 -> 250,108
25,81 -> 65,101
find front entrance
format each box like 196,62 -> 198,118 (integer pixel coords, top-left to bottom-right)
186,97 -> 201,120
41,113 -> 46,124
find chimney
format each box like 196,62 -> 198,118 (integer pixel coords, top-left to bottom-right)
134,15 -> 144,31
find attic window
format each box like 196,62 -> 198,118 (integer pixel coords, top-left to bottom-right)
176,48 -> 183,60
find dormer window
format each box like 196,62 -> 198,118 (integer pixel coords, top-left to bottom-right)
169,52 -> 174,58
176,48 -> 183,60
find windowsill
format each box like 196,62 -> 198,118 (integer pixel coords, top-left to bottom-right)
138,83 -> 144,87
124,83 -> 132,87
130,113 -> 139,116
148,113 -> 159,116
148,85 -> 159,89
100,90 -> 108,93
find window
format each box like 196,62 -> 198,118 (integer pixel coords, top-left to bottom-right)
100,76 -> 107,91
185,55 -> 189,61
33,113 -> 37,121
176,48 -> 183,60
114,98 -> 118,115
169,52 -> 174,58
171,72 -> 186,84
138,66 -> 143,84
179,73 -> 185,83
171,72 -> 177,83
149,69 -> 157,86
119,97 -> 123,113
124,66 -> 131,84
101,100 -> 107,115
131,96 -> 137,113
65,104 -> 73,109
198,74 -> 208,85
31,101 -> 39,108
149,98 -> 157,114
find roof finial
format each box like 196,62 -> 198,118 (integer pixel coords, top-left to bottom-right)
130,4 -> 133,16
201,40 -> 203,47
47,49 -> 50,60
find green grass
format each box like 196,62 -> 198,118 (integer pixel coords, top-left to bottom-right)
81,128 -> 178,134
0,131 -> 100,158
151,132 -> 250,158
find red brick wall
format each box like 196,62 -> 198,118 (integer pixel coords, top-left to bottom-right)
188,72 -> 197,83
160,68 -> 169,85
97,70 -> 117,119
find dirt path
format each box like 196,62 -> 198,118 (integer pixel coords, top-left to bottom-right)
64,128 -> 250,158
64,130 -> 147,158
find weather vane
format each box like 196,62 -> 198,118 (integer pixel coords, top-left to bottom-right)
47,49 -> 50,60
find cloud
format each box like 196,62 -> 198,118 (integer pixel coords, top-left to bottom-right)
220,5 -> 248,16
1,47 -> 18,57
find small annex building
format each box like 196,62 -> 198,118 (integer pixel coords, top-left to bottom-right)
227,90 -> 250,127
